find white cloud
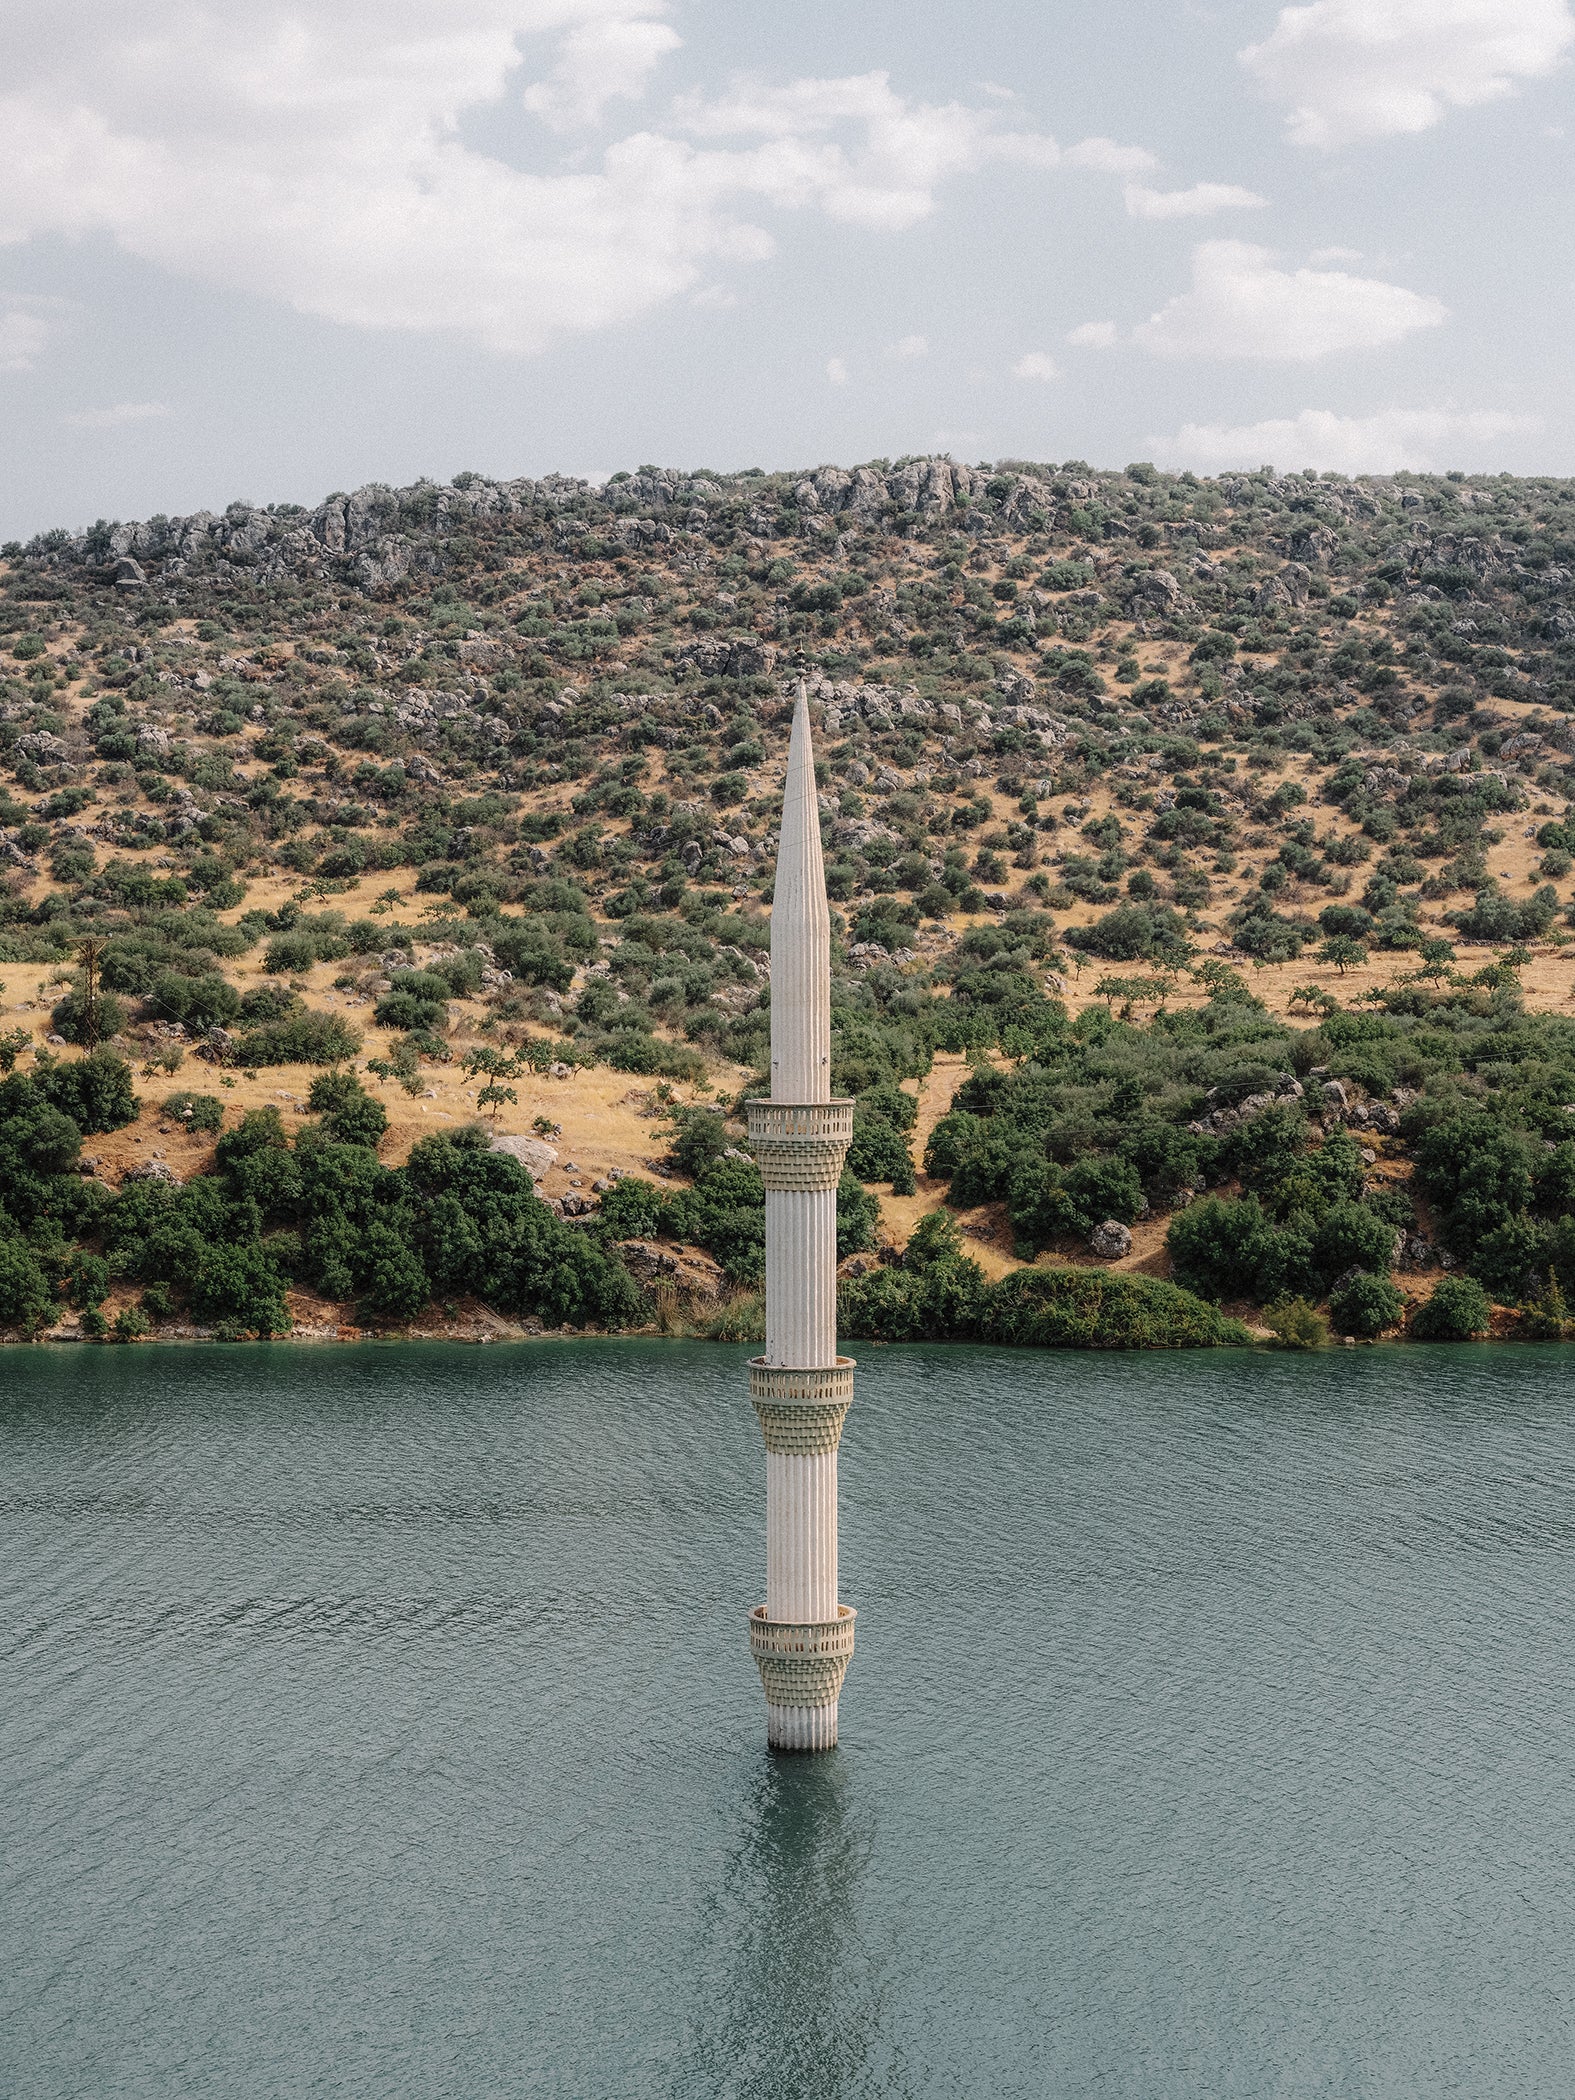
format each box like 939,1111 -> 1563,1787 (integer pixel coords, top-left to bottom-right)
1132,240 -> 1446,360
1123,181 -> 1268,219
891,333 -> 928,358
826,356 -> 849,385
0,307 -> 50,371
1241,0 -> 1575,149
672,70 -> 1060,232
1062,136 -> 1159,175
62,400 -> 170,428
0,12 -> 1065,354
521,6 -> 681,131
1066,320 -> 1119,348
1012,351 -> 1058,381
1156,405 -> 1537,472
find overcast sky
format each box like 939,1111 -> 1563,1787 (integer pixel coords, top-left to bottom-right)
3,0 -> 1573,538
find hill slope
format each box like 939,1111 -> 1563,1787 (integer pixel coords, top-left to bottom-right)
2,456 -> 1574,1343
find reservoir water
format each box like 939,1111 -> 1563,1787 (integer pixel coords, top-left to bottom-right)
4,1339 -> 1575,2098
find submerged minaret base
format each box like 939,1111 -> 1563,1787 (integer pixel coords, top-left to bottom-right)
746,685 -> 855,1751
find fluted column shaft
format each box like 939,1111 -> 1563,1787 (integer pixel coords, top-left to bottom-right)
764,1189 -> 838,1369
766,1451 -> 838,1621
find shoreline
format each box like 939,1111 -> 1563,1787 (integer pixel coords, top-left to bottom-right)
0,1324 -> 1533,1352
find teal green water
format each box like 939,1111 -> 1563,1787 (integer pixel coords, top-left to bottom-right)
4,1340 -> 1575,2098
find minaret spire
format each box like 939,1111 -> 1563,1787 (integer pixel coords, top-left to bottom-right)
746,681 -> 856,1751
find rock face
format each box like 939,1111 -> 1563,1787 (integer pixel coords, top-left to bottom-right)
615,1238 -> 722,1302
1090,1219 -> 1133,1259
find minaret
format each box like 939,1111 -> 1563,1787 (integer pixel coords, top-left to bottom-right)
746,683 -> 856,1751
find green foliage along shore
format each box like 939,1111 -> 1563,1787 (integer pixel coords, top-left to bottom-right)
9,944 -> 1575,1343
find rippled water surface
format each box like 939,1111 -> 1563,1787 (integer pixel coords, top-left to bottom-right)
5,1340 -> 1575,2098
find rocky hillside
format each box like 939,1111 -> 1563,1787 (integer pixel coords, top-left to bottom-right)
3,455 -> 1575,1344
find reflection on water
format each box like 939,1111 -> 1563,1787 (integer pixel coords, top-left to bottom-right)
5,1339 -> 1575,2099
680,1754 -> 908,2100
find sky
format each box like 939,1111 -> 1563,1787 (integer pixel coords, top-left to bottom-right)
2,0 -> 1574,538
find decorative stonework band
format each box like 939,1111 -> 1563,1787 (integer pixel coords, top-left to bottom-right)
749,1356 -> 855,1454
753,1400 -> 850,1455
746,1099 -> 855,1191
749,1604 -> 856,1709
748,1358 -> 855,1400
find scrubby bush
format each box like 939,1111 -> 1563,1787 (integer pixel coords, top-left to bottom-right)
38,1050 -> 139,1134
49,983 -> 129,1047
163,1089 -> 224,1133
306,1070 -> 388,1148
1328,1271 -> 1405,1338
1409,1275 -> 1492,1341
233,1013 -> 361,1066
0,1234 -> 52,1330
598,1176 -> 666,1240
1263,1297 -> 1328,1350
976,1267 -> 1248,1349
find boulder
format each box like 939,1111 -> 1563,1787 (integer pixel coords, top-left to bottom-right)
1090,1219 -> 1132,1260
492,1134 -> 558,1178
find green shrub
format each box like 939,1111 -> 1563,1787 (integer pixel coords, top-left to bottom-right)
1521,1272 -> 1574,1340
0,1236 -> 52,1330
1328,1271 -> 1405,1337
977,1267 -> 1248,1350
1167,1195 -> 1311,1303
163,1089 -> 224,1134
602,1031 -> 706,1081
305,1070 -> 387,1148
1409,1275 -> 1492,1341
146,970 -> 240,1032
50,984 -> 129,1046
234,1012 -> 361,1067
38,1050 -> 139,1134
1263,1297 -> 1328,1349
599,1177 -> 666,1239
263,931 -> 317,974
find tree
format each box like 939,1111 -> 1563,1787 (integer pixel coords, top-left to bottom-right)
1409,1275 -> 1492,1341
1318,935 -> 1367,976
1417,938 -> 1455,983
306,1070 -> 388,1148
461,1045 -> 524,1124
1328,1271 -> 1404,1338
0,1237 -> 52,1331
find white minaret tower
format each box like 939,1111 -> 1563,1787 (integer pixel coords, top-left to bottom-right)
746,682 -> 856,1751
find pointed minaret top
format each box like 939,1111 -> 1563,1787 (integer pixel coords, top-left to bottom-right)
770,681 -> 831,1103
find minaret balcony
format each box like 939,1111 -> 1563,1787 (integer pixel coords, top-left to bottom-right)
746,1098 -> 854,1190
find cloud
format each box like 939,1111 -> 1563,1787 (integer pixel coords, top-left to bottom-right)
1156,405 -> 1537,473
1241,0 -> 1575,149
826,356 -> 849,385
1062,136 -> 1159,175
1012,351 -> 1058,381
62,400 -> 170,428
521,6 -> 681,131
1066,320 -> 1118,348
672,70 -> 1061,231
0,307 -> 50,371
1123,181 -> 1268,219
0,12 -> 1066,354
891,333 -> 928,358
1132,240 -> 1446,360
